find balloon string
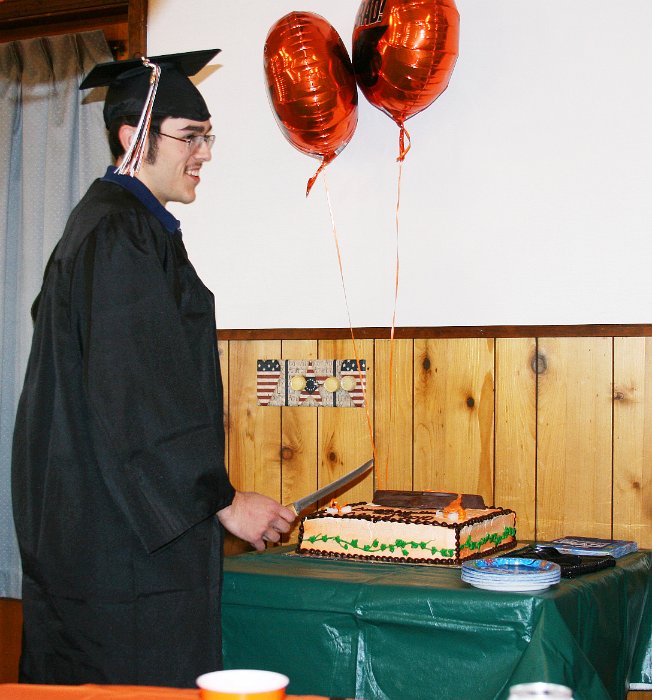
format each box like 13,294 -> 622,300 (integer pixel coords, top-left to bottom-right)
306,155 -> 332,197
323,174 -> 378,478
397,124 -> 412,163
384,150 -> 403,491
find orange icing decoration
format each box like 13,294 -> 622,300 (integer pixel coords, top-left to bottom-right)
443,493 -> 466,520
326,499 -> 354,515
328,499 -> 345,514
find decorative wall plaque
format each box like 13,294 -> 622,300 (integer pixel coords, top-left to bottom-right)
256,359 -> 367,407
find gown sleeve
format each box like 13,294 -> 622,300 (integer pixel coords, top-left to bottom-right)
74,209 -> 235,553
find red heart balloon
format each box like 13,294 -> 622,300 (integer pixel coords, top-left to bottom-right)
264,12 -> 358,192
353,0 -> 459,128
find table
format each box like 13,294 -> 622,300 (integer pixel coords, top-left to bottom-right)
0,685 -> 331,700
222,546 -> 652,700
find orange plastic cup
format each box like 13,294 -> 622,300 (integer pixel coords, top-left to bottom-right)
196,669 -> 289,700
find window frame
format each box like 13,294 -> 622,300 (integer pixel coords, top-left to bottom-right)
0,0 -> 147,57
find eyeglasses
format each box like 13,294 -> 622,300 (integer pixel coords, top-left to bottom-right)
155,131 -> 216,151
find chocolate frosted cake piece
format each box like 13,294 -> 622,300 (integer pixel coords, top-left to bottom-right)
296,490 -> 516,565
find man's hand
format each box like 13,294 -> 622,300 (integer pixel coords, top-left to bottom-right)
217,491 -> 296,551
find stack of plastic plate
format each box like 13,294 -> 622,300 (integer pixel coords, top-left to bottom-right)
461,557 -> 561,592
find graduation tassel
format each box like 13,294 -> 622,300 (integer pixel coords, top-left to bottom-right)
116,58 -> 161,177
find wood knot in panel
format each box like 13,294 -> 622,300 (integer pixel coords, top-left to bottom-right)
466,396 -> 475,409
531,352 -> 547,375
613,385 -> 636,402
280,446 -> 294,461
422,356 -> 431,371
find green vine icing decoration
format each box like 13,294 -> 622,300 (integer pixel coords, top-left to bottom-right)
306,534 -> 453,557
305,525 -> 515,558
460,526 -> 516,552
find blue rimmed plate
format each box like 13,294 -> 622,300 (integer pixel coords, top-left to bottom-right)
461,557 -> 561,591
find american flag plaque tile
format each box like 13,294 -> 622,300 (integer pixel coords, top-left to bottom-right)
256,359 -> 367,407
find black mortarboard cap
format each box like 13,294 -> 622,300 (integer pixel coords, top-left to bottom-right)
80,49 -> 220,127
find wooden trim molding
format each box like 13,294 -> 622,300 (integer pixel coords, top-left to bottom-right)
0,597 -> 22,683
0,0 -> 126,25
0,0 -> 147,56
127,0 -> 146,57
217,324 -> 652,341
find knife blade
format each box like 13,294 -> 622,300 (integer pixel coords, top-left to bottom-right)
287,458 -> 374,516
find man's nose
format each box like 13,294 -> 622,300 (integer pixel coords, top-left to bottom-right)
195,139 -> 213,161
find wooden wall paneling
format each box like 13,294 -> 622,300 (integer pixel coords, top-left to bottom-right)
413,338 -> 495,500
494,338 -> 537,539
227,340 -> 282,497
220,338 -> 238,556
224,340 -> 281,555
280,340 -> 318,543
373,338 -> 414,492
413,339 -> 437,491
536,338 -> 613,540
317,339 -> 375,506
218,338 -> 229,473
613,337 -> 652,548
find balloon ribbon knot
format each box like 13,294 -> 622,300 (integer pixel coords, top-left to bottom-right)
397,124 -> 411,163
306,156 -> 333,197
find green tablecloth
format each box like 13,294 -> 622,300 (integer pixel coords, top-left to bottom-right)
222,546 -> 652,700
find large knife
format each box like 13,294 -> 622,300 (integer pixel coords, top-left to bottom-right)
286,458 -> 374,516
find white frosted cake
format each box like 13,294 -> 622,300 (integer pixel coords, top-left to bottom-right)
296,491 -> 517,565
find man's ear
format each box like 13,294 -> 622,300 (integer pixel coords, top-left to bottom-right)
118,124 -> 137,153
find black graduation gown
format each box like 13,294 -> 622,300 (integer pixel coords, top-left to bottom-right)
11,177 -> 236,687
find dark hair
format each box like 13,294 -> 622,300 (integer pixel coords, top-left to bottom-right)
108,114 -> 164,162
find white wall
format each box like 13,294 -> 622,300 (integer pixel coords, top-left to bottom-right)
147,0 -> 652,329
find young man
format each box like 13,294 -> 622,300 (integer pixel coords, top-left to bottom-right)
11,50 -> 295,688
